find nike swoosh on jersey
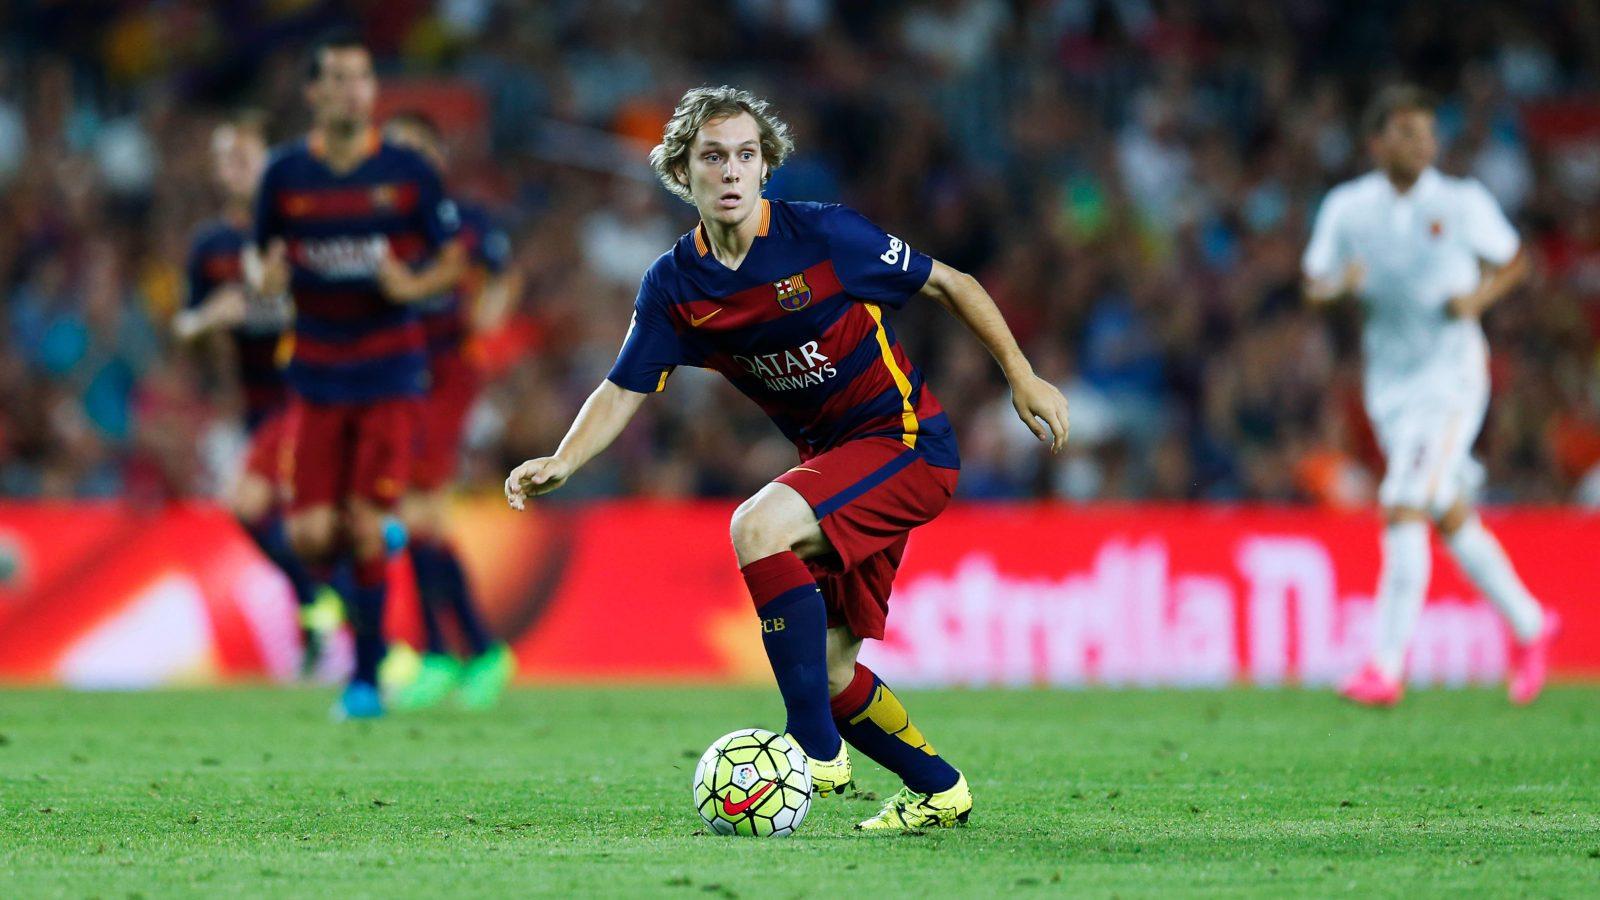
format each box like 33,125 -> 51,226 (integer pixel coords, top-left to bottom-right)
721,780 -> 775,816
689,308 -> 723,327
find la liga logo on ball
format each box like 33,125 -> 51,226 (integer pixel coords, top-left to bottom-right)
692,729 -> 812,836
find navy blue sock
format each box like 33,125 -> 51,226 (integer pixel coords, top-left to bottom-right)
412,539 -> 491,656
407,545 -> 450,655
416,581 -> 448,655
244,515 -> 318,610
832,663 -> 959,794
347,558 -> 388,687
741,552 -> 840,760
434,542 -> 490,655
327,561 -> 356,606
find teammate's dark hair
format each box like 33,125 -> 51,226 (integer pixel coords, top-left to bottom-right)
1363,84 -> 1435,136
305,28 -> 369,82
385,109 -> 442,143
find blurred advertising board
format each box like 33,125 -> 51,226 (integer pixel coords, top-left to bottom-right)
0,501 -> 1594,687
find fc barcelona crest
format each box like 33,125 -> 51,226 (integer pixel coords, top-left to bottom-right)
774,272 -> 812,312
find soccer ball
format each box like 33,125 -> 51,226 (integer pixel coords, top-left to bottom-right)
692,728 -> 812,836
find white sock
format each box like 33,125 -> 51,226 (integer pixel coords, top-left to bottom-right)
1446,516 -> 1544,643
1372,520 -> 1431,680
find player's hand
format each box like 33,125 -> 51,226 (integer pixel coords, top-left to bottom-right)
1338,261 -> 1366,297
249,240 -> 290,298
1309,261 -> 1365,305
210,284 -> 248,325
376,246 -> 421,302
172,309 -> 205,341
1446,292 -> 1483,319
505,456 -> 574,509
1010,373 -> 1070,454
173,286 -> 247,340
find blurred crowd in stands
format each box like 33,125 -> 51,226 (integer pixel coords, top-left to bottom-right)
3,0 -> 1600,505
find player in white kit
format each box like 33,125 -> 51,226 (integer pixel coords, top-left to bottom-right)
1303,85 -> 1560,707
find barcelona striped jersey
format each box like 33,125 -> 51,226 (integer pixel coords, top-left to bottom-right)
416,200 -> 510,360
254,130 -> 459,404
184,218 -> 288,430
607,199 -> 958,469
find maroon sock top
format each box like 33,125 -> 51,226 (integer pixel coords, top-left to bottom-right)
830,662 -> 875,717
739,550 -> 816,609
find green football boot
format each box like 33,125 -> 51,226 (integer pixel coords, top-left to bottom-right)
457,644 -> 515,710
786,735 -> 853,797
297,587 -> 346,680
394,652 -> 463,711
856,773 -> 972,831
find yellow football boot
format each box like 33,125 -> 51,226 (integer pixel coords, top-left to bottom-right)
856,772 -> 972,831
788,734 -> 853,797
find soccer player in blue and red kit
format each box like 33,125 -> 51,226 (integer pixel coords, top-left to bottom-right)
506,87 -> 1069,830
252,33 -> 465,719
173,111 -> 333,676
382,111 -> 520,711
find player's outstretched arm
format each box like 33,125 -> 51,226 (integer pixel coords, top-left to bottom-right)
917,260 -> 1070,453
377,239 -> 468,303
504,380 -> 649,509
173,285 -> 249,342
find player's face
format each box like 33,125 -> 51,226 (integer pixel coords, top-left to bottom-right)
383,121 -> 445,171
307,48 -> 377,131
211,126 -> 266,204
1372,109 -> 1437,181
682,113 -> 767,228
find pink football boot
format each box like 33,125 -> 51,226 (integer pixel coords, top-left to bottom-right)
1338,662 -> 1404,708
1508,610 -> 1561,706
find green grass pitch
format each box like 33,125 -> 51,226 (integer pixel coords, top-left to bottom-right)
2,685 -> 1597,897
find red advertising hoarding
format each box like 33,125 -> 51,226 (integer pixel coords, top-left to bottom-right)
0,501 -> 1594,687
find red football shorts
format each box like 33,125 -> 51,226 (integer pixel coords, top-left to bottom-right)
242,409 -> 291,485
775,436 -> 958,640
412,352 -> 481,491
282,396 -> 419,512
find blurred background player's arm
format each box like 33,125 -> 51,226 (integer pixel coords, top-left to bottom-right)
1447,181 -> 1529,319
918,260 -> 1070,452
470,225 -> 522,334
505,381 -> 647,507
173,283 -> 249,342
1448,250 -> 1530,320
1302,189 -> 1363,306
1304,261 -> 1366,306
244,240 -> 290,300
377,239 -> 468,304
470,266 -> 523,334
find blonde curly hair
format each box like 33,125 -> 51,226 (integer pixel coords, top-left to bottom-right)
649,86 -> 794,204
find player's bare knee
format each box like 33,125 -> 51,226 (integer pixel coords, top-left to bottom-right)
230,475 -> 274,525
730,492 -> 800,561
1384,506 -> 1428,527
1435,501 -> 1472,537
731,484 -> 824,565
286,511 -> 336,563
347,503 -> 389,562
399,493 -> 440,542
729,502 -> 781,561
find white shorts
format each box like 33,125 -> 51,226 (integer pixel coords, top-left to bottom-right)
1369,383 -> 1488,517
